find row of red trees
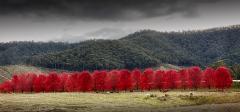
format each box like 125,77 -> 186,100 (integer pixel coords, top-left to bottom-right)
0,66 -> 233,93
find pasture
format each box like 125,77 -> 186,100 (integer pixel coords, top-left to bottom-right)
1,91 -> 240,112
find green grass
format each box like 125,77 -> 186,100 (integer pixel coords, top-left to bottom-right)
1,91 -> 240,112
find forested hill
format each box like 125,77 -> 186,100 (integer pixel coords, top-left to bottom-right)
0,25 -> 240,71
121,25 -> 240,67
0,42 -> 78,65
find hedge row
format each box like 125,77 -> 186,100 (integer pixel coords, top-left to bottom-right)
0,66 -> 232,93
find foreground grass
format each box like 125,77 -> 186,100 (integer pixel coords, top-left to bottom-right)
1,91 -> 240,112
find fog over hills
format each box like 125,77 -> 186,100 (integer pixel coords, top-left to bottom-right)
56,28 -> 134,43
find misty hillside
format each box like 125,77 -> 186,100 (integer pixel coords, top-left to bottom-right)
0,25 -> 240,71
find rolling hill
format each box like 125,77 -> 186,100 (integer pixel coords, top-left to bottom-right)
0,25 -> 240,71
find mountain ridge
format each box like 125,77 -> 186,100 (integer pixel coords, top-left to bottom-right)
0,25 -> 240,71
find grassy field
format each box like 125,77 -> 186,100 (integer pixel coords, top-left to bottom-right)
1,65 -> 240,112
1,91 -> 240,112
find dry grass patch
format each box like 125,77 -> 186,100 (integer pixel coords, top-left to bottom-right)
0,91 -> 240,112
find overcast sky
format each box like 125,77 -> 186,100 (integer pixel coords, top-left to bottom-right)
0,0 -> 240,42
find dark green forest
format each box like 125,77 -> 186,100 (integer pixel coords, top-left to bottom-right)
0,25 -> 240,72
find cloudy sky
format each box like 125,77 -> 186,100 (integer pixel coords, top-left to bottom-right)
0,0 -> 240,42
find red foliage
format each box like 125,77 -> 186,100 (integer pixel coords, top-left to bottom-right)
33,74 -> 47,93
141,68 -> 154,91
11,74 -> 21,92
179,69 -> 191,89
118,70 -> 132,91
65,73 -> 78,92
214,67 -> 233,90
23,73 -> 37,92
57,73 -> 69,92
79,71 -> 93,92
201,67 -> 215,89
154,70 -> 165,90
11,73 -> 37,92
44,72 -> 61,92
0,66 -> 233,93
75,72 -> 83,91
131,69 -> 141,90
0,80 -> 13,93
105,70 -> 121,91
92,70 -> 100,91
188,67 -> 202,89
160,70 -> 171,91
167,70 -> 181,89
93,70 -> 107,91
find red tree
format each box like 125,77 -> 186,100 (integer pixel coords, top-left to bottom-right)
166,70 -> 181,89
105,70 -> 121,92
0,80 -> 13,93
141,68 -> 154,91
33,74 -> 47,93
154,70 -> 165,90
179,69 -> 193,90
118,69 -> 132,91
22,73 -> 37,92
57,73 -> 69,92
65,72 -> 78,92
161,70 -> 171,91
131,69 -> 142,90
92,70 -> 100,91
11,73 -> 37,92
93,70 -> 107,91
214,67 -> 233,90
44,72 -> 61,92
11,74 -> 21,92
188,67 -> 202,89
201,67 -> 215,89
75,72 -> 83,92
79,71 -> 93,92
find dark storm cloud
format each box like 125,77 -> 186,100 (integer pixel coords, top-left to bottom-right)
0,0 -> 223,21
